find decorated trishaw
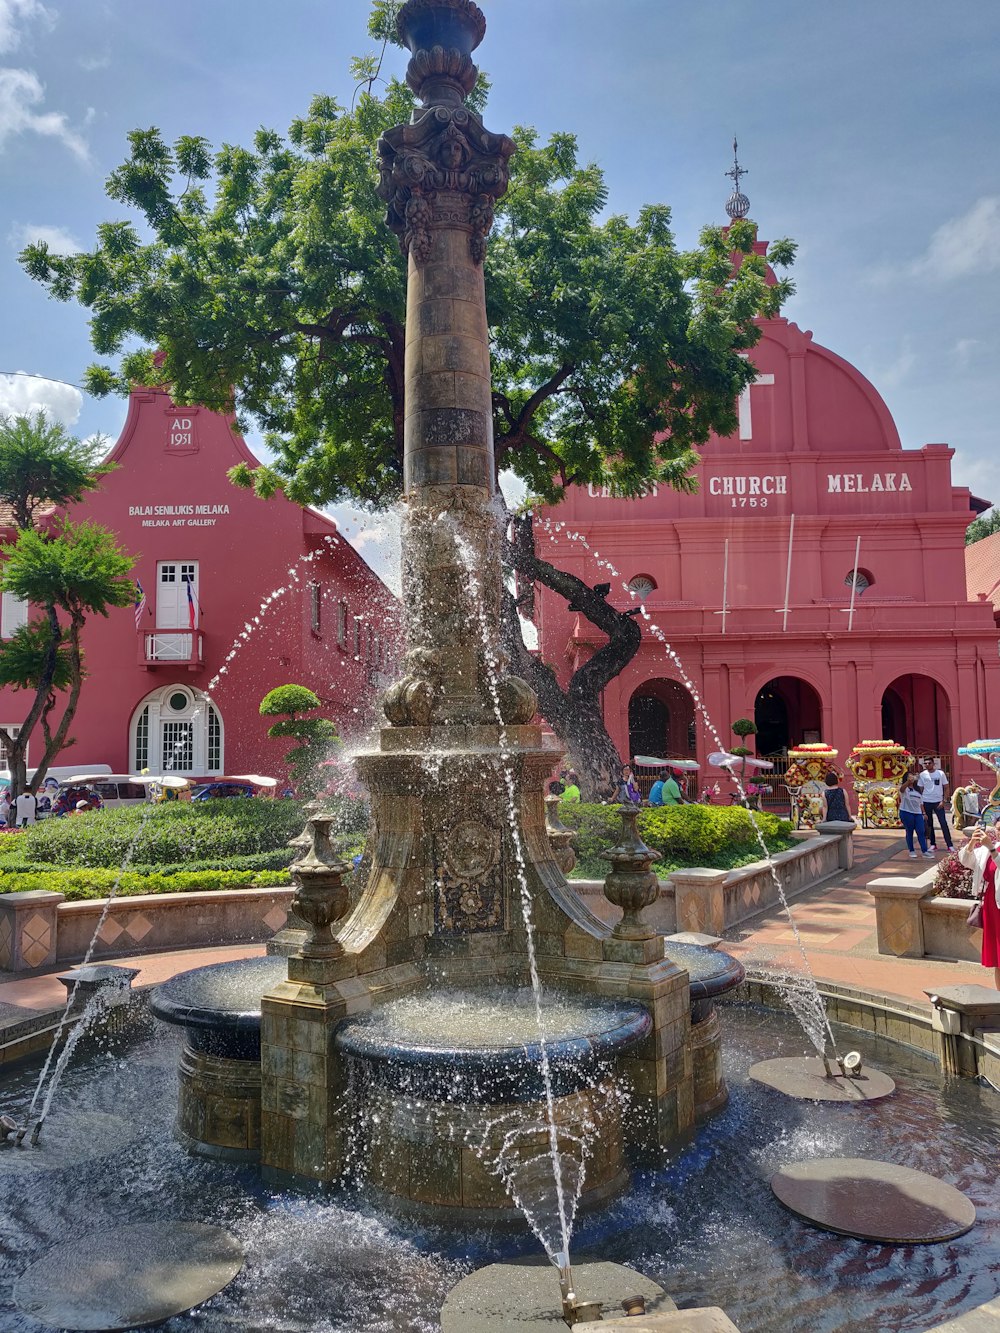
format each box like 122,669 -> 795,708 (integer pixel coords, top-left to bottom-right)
845,739 -> 912,829
956,740 -> 1000,827
784,743 -> 843,828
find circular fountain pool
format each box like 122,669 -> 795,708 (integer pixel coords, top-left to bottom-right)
1,1002 -> 997,1332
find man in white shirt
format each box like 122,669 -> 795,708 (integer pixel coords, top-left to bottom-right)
14,789 -> 36,827
918,757 -> 953,852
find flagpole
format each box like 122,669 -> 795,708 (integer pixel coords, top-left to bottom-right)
781,513 -> 795,632
721,538 -> 729,635
847,534 -> 861,632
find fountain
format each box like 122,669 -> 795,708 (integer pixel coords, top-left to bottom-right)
5,4 -> 998,1330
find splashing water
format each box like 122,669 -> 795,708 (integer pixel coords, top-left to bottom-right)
452,526 -> 578,1265
532,513 -> 836,1059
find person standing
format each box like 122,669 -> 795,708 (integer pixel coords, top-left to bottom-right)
14,789 -> 37,827
898,773 -> 932,858
820,772 -> 853,824
918,756 -> 954,852
959,825 -> 999,990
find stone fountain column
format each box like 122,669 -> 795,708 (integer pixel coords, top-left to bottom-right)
260,0 -> 695,1190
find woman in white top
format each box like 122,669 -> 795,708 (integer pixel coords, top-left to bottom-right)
959,825 -> 1000,989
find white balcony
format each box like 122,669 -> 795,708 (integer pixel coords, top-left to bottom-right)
139,630 -> 204,670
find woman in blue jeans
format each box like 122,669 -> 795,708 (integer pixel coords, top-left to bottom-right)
899,773 -> 933,857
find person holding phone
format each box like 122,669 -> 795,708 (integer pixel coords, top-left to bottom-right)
898,772 -> 932,858
959,825 -> 999,989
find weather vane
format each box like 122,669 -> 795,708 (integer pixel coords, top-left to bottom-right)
725,137 -> 750,220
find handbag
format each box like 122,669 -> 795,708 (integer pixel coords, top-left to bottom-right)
967,899 -> 983,929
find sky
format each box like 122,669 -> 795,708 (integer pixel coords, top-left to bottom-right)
1,0 -> 997,586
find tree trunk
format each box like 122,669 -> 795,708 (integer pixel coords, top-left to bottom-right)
500,511 -> 642,801
27,611 -> 86,794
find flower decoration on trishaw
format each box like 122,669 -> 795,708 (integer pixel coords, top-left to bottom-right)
784,743 -> 842,829
845,739 -> 912,829
956,739 -> 1000,827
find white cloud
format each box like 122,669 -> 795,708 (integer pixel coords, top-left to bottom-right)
913,197 -> 1000,281
328,503 -> 402,595
951,451 -> 996,501
11,221 -> 81,253
0,0 -> 53,55
0,66 -> 89,161
78,54 -> 110,73
0,371 -> 83,426
870,337 -> 916,391
952,337 -> 982,369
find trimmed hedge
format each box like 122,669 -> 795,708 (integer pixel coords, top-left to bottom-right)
557,801 -> 794,878
0,867 -> 290,901
9,797 -> 330,868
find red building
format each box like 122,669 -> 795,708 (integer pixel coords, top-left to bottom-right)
0,384 -> 398,781
535,233 -> 1000,792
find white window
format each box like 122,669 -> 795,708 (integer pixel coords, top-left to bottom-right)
627,575 -> 656,605
157,561 -> 199,629
0,725 -> 23,768
129,686 -> 223,775
844,569 -> 872,595
1,591 -> 28,639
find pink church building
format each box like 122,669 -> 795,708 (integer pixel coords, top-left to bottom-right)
535,231 -> 999,795
0,384 -> 399,783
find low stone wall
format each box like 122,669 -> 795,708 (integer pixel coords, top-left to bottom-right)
0,885 -> 293,973
571,827 -> 850,938
867,865 -> 981,962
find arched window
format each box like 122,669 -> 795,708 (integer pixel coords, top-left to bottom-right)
844,568 -> 873,595
129,686 -> 224,775
627,575 -> 657,604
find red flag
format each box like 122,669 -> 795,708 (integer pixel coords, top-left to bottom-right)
186,579 -> 196,630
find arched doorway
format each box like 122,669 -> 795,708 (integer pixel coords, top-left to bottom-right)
881,675 -> 951,762
754,676 -> 823,756
129,685 -> 224,776
628,681 -> 696,761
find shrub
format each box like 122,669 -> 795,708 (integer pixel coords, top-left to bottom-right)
13,798 -> 309,867
0,867 -> 290,901
557,802 -> 793,877
933,851 -> 974,899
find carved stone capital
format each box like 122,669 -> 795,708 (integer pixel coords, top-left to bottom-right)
377,61 -> 514,264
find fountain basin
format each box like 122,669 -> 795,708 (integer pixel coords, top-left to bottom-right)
339,988 -> 652,1220
663,942 -> 746,1119
150,956 -> 287,1161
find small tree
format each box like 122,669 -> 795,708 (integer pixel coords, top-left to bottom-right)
0,414 -> 133,804
966,508 -> 1000,546
259,684 -> 339,797
730,717 -> 758,792
0,520 -> 136,800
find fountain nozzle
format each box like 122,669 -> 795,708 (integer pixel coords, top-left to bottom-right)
30,1117 -> 43,1146
556,1254 -> 603,1325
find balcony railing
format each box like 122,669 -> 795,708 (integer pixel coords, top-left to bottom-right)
139,629 -> 204,669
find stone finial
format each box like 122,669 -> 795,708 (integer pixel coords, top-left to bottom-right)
601,806 -> 662,940
397,0 -> 487,102
289,812 -> 353,961
544,794 -> 577,875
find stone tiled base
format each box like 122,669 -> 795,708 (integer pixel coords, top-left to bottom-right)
177,1045 -> 262,1161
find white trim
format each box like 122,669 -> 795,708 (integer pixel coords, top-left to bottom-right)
128,685 -> 224,775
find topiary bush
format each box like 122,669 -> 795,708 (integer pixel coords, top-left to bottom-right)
557,802 -> 794,878
12,798 -> 307,867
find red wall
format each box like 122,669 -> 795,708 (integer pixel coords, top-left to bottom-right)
535,310 -> 1000,789
0,387 -> 399,782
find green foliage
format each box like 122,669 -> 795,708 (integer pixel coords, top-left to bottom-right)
259,681 -> 338,796
557,802 -> 793,878
0,866 -> 290,901
14,798 -> 309,867
20,77 -> 793,513
260,683 -> 322,717
731,717 -> 758,739
966,507 -> 1000,546
1,519 -> 136,617
0,411 -> 113,532
0,620 -> 71,692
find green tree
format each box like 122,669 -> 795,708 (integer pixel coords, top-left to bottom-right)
0,414 -> 135,806
20,22 -> 793,798
259,684 -> 339,797
729,716 -> 759,796
966,508 -> 1000,545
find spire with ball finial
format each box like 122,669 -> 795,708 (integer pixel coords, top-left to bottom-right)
725,137 -> 751,220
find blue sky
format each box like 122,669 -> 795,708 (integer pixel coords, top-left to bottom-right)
1,0 -> 997,575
